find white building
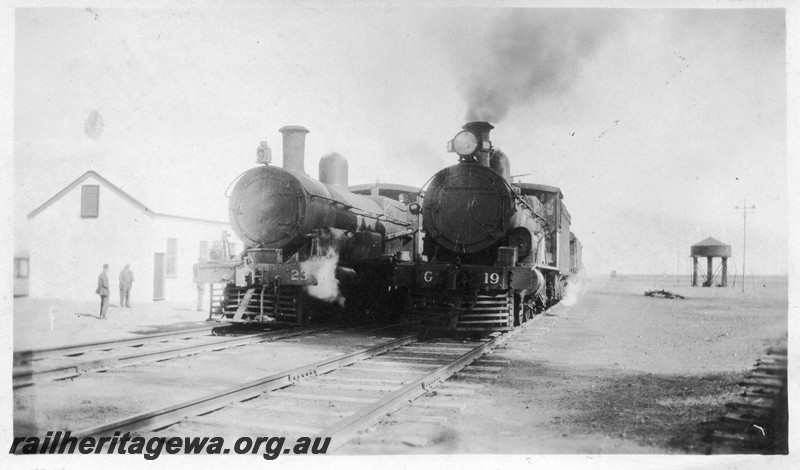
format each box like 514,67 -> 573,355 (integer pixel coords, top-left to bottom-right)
22,170 -> 239,304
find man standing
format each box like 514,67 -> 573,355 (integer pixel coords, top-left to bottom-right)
96,264 -> 110,319
119,264 -> 134,308
193,259 -> 206,312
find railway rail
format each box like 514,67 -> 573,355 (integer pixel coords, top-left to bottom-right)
13,325 -> 329,389
707,342 -> 788,454
13,325 -> 217,367
68,315 -> 540,452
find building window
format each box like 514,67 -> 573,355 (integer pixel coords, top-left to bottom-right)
15,258 -> 29,278
166,238 -> 177,277
199,241 -> 209,260
81,185 -> 100,218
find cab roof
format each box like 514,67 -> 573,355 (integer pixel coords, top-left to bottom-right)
515,182 -> 563,198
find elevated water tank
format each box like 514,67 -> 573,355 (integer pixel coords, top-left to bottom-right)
690,237 -> 731,287
690,237 -> 732,258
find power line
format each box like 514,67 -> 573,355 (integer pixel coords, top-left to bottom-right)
734,199 -> 755,293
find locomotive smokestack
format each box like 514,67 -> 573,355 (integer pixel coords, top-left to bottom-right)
463,121 -> 494,167
279,125 -> 310,173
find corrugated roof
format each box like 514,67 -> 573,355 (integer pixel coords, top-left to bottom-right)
515,182 -> 563,198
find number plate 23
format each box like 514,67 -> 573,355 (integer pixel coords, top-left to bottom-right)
290,269 -> 310,281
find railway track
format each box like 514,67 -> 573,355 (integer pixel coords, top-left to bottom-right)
707,342 -> 788,454
14,325 -> 217,367
13,325 -> 329,388
68,319 -> 535,452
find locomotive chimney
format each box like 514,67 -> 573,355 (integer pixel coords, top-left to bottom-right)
279,125 -> 310,173
462,121 -> 494,167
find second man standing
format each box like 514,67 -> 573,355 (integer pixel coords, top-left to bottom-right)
119,264 -> 134,308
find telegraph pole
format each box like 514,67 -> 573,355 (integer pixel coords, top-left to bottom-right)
676,235 -> 680,286
734,200 -> 755,292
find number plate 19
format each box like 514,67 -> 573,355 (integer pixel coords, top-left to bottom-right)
481,269 -> 505,288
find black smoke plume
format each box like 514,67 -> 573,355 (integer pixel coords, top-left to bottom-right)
449,9 -> 623,123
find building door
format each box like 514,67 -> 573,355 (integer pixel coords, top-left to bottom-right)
153,253 -> 165,301
14,257 -> 30,297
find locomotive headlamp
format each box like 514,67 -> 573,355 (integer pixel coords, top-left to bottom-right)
256,140 -> 272,165
408,202 -> 422,215
447,130 -> 479,156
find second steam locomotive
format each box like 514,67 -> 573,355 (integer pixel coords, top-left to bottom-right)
393,121 -> 582,332
198,126 -> 416,324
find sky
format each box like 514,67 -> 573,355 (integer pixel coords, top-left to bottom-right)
7,2 -> 796,276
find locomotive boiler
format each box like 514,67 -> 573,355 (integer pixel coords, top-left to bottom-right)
199,126 -> 416,324
394,121 -> 582,332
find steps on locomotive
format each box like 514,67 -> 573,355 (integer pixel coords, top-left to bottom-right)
413,291 -> 514,332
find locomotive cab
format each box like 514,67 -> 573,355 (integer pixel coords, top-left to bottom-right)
516,183 -> 572,276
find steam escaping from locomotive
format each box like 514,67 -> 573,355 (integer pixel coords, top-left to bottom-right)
450,10 -> 621,123
559,270 -> 587,307
301,249 -> 345,306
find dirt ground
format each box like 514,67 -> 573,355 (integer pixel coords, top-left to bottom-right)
343,274 -> 790,456
12,297 -> 215,351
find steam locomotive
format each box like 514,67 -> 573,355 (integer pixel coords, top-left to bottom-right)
393,121 -> 582,332
197,126 -> 417,324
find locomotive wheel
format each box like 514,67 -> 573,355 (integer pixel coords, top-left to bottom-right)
535,294 -> 547,313
523,296 -> 535,320
512,292 -> 523,327
555,275 -> 563,304
296,291 -> 308,326
554,279 -> 561,304
547,273 -> 565,305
